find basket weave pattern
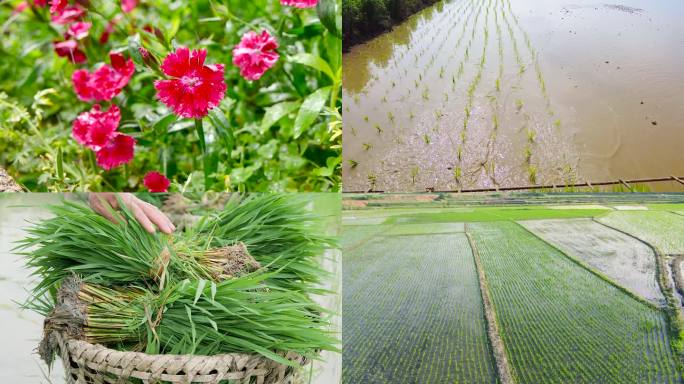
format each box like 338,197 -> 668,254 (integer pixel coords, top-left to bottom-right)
55,332 -> 306,384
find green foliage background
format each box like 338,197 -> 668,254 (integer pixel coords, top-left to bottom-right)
342,0 -> 439,47
0,0 -> 342,192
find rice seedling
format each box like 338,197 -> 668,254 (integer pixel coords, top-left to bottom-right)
367,173 -> 377,190
374,123 -> 383,134
422,88 -> 430,101
388,111 -> 395,124
348,159 -> 358,169
553,119 -> 561,128
411,166 -> 420,184
516,99 -> 524,111
528,164 -> 537,184
40,274 -> 337,365
363,115 -> 369,122
19,195 -> 340,368
524,146 -> 532,164
423,133 -> 431,144
18,196 -> 336,300
454,166 -> 462,181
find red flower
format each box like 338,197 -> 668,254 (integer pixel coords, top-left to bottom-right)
143,172 -> 170,192
280,0 -> 317,8
96,133 -> 135,170
72,52 -> 135,102
54,39 -> 86,63
121,0 -> 138,12
232,30 -> 279,81
154,47 -> 226,118
67,21 -> 91,40
99,15 -> 122,44
72,104 -> 120,150
33,0 -> 48,6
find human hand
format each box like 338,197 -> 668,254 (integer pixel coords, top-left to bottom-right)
88,193 -> 176,234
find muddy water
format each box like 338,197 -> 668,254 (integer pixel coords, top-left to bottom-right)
342,0 -> 684,192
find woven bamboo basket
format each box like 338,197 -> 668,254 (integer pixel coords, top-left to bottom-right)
50,331 -> 308,384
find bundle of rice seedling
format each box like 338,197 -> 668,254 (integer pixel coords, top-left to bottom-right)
39,274 -> 336,366
18,194 -> 335,302
18,194 -> 339,381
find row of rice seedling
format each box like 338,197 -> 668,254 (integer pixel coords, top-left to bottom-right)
17,194 -> 339,366
468,221 -> 680,383
342,232 -> 499,383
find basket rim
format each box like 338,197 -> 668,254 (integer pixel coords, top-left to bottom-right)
55,331 -> 307,363
54,331 -> 308,383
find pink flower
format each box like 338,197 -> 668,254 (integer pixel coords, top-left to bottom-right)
51,5 -> 85,24
72,104 -> 120,150
96,133 -> 135,170
154,47 -> 226,118
232,30 -> 279,81
143,172 -> 170,192
49,0 -> 66,14
54,39 -> 86,63
121,0 -> 138,12
13,2 -> 29,14
67,21 -> 91,40
72,52 -> 135,102
280,0 -> 317,8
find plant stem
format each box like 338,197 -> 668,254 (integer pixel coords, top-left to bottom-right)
195,118 -> 210,190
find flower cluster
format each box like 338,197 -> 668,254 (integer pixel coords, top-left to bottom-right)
47,0 -> 318,191
73,52 -> 135,102
72,105 -> 135,170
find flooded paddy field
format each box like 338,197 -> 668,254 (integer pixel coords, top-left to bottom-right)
520,218 -> 664,304
342,0 -> 684,192
342,197 -> 684,383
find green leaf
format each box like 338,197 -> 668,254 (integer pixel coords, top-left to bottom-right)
294,86 -> 331,139
261,101 -> 301,133
56,147 -> 64,182
289,53 -> 335,81
208,99 -> 235,152
194,279 -> 207,305
316,0 -> 342,38
153,114 -> 177,135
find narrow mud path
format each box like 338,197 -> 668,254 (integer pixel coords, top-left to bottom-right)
465,224 -> 515,384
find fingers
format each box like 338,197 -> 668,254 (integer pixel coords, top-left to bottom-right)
139,200 -> 176,234
90,193 -> 176,235
129,199 -> 157,234
89,194 -> 121,225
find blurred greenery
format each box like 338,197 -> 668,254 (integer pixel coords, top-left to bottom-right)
343,0 -> 438,48
0,0 -> 342,192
